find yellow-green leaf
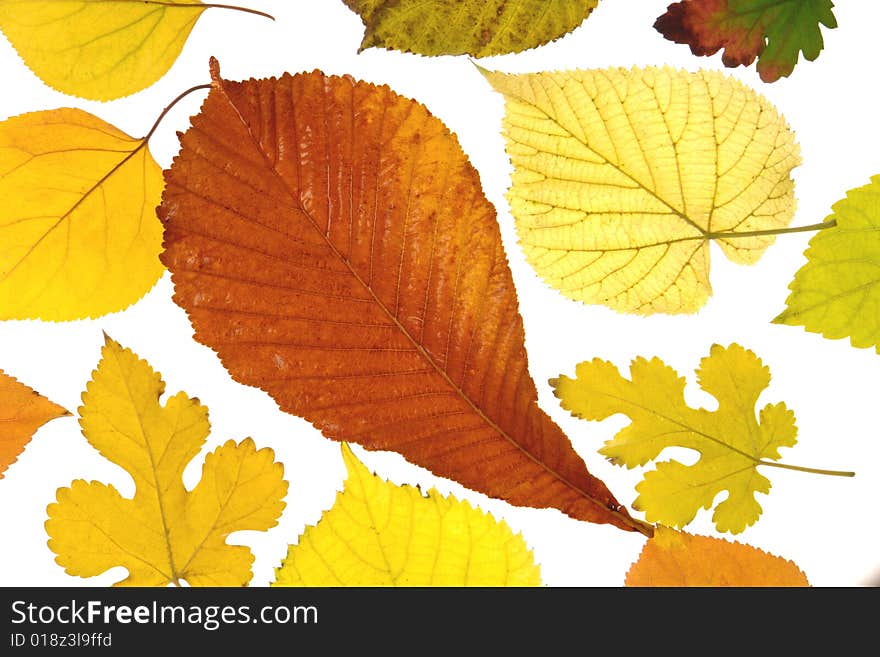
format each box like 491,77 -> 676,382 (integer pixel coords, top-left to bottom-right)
0,0 -> 211,100
0,108 -> 164,320
482,66 -> 801,314
343,0 -> 598,57
551,344 -> 798,533
774,175 -> 880,352
46,336 -> 288,586
273,444 -> 541,586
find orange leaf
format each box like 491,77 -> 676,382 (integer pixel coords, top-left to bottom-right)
159,60 -> 650,536
626,526 -> 809,586
0,370 -> 69,479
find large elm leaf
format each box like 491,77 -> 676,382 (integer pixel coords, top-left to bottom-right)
46,336 -> 288,586
0,108 -> 165,320
343,0 -> 599,57
0,1 -> 272,100
774,175 -> 880,352
655,0 -> 837,83
273,444 -> 541,586
159,60 -> 650,536
482,66 -> 801,315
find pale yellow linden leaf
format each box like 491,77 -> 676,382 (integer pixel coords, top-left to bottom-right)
273,445 -> 541,586
0,0 -> 208,100
46,336 -> 288,586
0,108 -> 164,320
482,66 -> 801,314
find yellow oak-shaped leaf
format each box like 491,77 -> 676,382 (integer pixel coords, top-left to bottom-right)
1,369 -> 69,479
0,108 -> 164,320
273,445 -> 541,586
344,0 -> 598,57
775,175 -> 880,352
0,1 -> 247,100
551,344 -> 798,533
482,66 -> 801,314
626,526 -> 809,586
46,336 -> 287,586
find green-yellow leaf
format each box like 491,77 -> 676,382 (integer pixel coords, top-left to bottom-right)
0,108 -> 164,320
46,336 -> 288,586
774,175 -> 880,353
343,0 -> 598,57
273,444 -> 541,586
482,66 -> 801,314
551,344 -> 798,533
0,0 -> 209,99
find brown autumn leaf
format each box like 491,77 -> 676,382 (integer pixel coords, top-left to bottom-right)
159,59 -> 650,536
1,370 -> 69,479
625,526 -> 809,586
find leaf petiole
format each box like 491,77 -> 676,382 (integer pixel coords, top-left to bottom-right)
144,2 -> 275,21
757,460 -> 855,477
142,83 -> 213,144
706,219 -> 837,240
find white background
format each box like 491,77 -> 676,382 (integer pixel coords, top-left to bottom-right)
1,1 -> 878,587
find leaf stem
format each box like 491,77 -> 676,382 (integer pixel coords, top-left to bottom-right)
706,219 -> 837,240
146,2 -> 275,21
142,83 -> 213,144
757,460 -> 854,477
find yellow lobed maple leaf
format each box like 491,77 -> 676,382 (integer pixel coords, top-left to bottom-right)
552,344 -> 801,534
482,66 -> 802,314
273,445 -> 541,587
0,1 -> 272,100
0,108 -> 165,320
46,336 -> 288,586
0,369 -> 70,479
626,526 -> 809,586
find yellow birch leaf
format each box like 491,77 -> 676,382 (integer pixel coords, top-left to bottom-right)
625,526 -> 809,586
0,108 -> 164,320
273,444 -> 541,587
46,336 -> 288,586
0,1 -> 270,100
344,0 -> 599,57
482,66 -> 801,314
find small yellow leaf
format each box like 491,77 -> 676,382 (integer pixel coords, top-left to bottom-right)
552,344 -> 798,533
0,108 -> 165,320
273,445 -> 541,587
46,336 -> 288,586
626,526 -> 810,586
0,0 -> 207,100
482,66 -> 801,314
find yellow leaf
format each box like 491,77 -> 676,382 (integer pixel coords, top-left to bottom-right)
626,526 -> 810,586
344,0 -> 599,57
273,445 -> 541,586
552,344 -> 800,533
482,66 -> 801,314
0,108 -> 164,320
0,0 -> 206,100
46,336 -> 288,586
